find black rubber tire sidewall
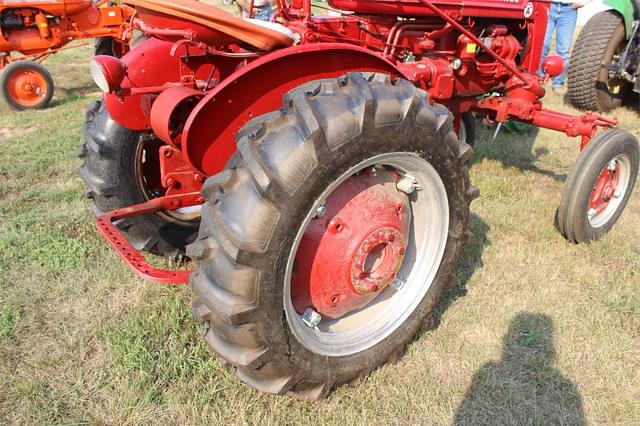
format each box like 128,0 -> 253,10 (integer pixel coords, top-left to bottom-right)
0,61 -> 54,110
94,37 -> 118,57
595,18 -> 628,111
264,128 -> 467,385
461,111 -> 476,146
190,74 -> 475,397
79,99 -> 198,257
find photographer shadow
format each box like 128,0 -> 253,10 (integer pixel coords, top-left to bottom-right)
454,312 -> 585,426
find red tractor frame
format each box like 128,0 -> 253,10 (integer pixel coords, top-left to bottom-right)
80,0 -> 639,398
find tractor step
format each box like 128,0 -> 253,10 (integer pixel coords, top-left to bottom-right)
95,192 -> 203,284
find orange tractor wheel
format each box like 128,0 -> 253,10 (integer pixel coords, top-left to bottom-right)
0,61 -> 54,111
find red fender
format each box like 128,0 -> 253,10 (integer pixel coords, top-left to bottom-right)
181,43 -> 407,176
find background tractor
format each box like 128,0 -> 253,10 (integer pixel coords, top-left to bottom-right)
0,0 -> 134,110
79,0 -> 639,398
568,0 -> 640,111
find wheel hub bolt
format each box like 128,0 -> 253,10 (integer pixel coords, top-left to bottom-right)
301,308 -> 322,328
588,208 -> 597,218
314,203 -> 326,218
614,190 -> 622,199
396,174 -> 419,194
608,160 -> 617,171
392,278 -> 405,290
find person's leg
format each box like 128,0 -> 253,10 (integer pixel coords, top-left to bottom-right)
552,4 -> 578,87
256,6 -> 273,21
539,2 -> 558,77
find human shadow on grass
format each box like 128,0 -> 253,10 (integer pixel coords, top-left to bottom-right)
454,312 -> 585,426
471,118 -> 568,183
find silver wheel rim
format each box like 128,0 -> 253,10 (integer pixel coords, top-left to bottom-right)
459,117 -> 468,145
589,154 -> 632,228
283,152 -> 450,356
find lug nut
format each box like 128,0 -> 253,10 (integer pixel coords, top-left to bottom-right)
588,208 -> 597,219
392,278 -> 406,290
301,308 -> 322,329
314,203 -> 326,218
608,159 -> 617,171
396,175 -> 419,194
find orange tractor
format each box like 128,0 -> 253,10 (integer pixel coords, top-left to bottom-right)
0,0 -> 134,110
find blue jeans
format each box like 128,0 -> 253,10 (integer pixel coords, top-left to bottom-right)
540,2 -> 578,88
243,6 -> 273,22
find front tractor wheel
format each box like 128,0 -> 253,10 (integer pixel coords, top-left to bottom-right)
558,129 -> 639,243
79,99 -> 198,257
0,61 -> 54,110
188,73 -> 478,398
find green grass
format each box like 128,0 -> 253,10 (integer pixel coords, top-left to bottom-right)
1,41 -> 639,424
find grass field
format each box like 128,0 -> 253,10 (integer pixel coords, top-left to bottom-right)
1,39 -> 639,424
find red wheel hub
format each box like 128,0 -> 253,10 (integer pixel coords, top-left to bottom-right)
8,69 -> 47,107
590,161 -> 619,216
291,169 -> 411,319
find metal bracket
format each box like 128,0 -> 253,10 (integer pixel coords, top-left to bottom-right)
95,192 -> 203,284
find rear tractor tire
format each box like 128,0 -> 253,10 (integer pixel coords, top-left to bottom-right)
79,99 -> 198,258
567,11 -> 629,112
459,112 -> 476,146
0,61 -> 54,110
95,32 -> 149,58
557,129 -> 639,243
188,73 -> 478,399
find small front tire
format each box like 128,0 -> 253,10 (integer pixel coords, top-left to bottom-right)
557,129 -> 639,243
0,61 -> 54,110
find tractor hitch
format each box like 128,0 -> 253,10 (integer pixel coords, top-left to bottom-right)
95,192 -> 203,284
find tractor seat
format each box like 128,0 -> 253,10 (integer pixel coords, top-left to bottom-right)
125,0 -> 295,51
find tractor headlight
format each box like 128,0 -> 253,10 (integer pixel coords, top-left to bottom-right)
90,56 -> 127,93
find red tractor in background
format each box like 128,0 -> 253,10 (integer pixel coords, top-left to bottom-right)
0,0 -> 134,110
80,0 -> 639,398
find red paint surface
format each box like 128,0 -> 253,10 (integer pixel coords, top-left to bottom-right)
291,170 -> 410,319
96,193 -> 202,284
182,44 -> 401,176
590,162 -> 620,215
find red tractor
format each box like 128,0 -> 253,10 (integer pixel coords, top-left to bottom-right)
80,0 -> 639,398
0,0 -> 134,110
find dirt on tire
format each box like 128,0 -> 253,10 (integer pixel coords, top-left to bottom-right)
187,73 -> 478,399
78,99 -> 197,258
567,11 -> 627,112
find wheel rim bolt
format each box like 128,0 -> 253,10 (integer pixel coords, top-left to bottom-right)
314,203 -> 326,218
392,278 -> 405,290
614,190 -> 622,199
588,208 -> 597,218
396,176 -> 416,194
301,308 -> 322,329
